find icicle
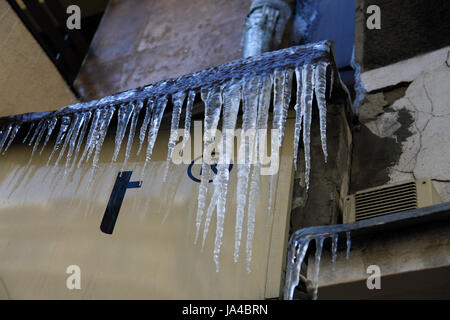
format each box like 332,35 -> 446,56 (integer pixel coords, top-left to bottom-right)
163,91 -> 186,182
284,237 -> 311,300
137,99 -> 154,156
48,116 -> 71,164
29,120 -> 48,161
196,86 -> 223,270
28,120 -> 43,146
92,107 -> 115,171
272,68 -> 294,146
246,74 -> 272,272
312,235 -> 325,300
22,122 -> 35,144
2,123 -> 21,155
314,61 -> 329,162
201,82 -> 241,255
180,90 -> 196,155
167,91 -> 186,161
0,123 -> 13,153
301,64 -> 315,190
194,87 -> 222,245
121,100 -> 143,171
346,231 -> 351,260
141,96 -> 168,180
55,113 -> 81,166
293,66 -> 303,169
112,103 -> 134,162
234,76 -> 259,263
71,112 -> 91,165
331,233 -> 338,267
40,117 -> 58,155
64,112 -> 87,174
78,109 -> 101,166
267,69 -> 292,215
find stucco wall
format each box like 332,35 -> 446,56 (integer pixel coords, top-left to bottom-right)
0,1 -> 77,118
353,47 -> 450,202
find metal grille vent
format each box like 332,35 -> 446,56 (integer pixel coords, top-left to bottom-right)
354,181 -> 417,221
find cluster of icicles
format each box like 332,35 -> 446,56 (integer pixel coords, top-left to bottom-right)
284,231 -> 351,300
0,60 -> 333,273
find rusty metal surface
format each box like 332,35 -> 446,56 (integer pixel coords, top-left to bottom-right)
0,41 -> 335,125
73,0 -> 253,100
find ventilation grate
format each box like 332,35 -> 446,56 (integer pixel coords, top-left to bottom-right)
354,181 -> 417,221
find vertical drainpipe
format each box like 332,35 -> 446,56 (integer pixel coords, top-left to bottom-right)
242,0 -> 292,58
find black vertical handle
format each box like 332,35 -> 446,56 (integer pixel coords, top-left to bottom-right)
100,171 -> 141,234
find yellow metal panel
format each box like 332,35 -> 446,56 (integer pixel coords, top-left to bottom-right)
0,119 -> 295,299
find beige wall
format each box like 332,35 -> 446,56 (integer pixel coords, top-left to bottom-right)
0,119 -> 295,299
0,1 -> 77,118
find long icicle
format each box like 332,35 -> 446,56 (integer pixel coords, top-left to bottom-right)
91,107 -> 115,172
40,117 -> 58,155
180,90 -> 196,155
141,96 -> 168,182
301,64 -> 315,190
112,103 -> 134,162
201,82 -> 241,250
267,68 -> 293,215
48,116 -> 71,165
234,76 -> 259,263
121,100 -> 143,171
195,86 -> 222,247
293,66 -> 303,169
314,61 -> 329,162
78,108 -> 101,167
71,111 -> 91,167
55,113 -> 81,166
64,112 -> 86,174
245,74 -> 272,272
137,99 -> 154,156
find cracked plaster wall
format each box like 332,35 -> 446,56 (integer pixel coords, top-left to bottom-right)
353,48 -> 450,201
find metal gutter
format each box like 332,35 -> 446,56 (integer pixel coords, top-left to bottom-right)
288,201 -> 450,245
242,0 -> 292,58
0,41 -> 336,126
285,201 -> 450,298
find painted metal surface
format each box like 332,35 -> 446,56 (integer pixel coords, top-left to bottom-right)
0,118 -> 295,299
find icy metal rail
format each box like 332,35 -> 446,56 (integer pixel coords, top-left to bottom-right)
284,201 -> 450,299
0,41 -> 337,125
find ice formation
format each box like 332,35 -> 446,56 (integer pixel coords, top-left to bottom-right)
0,42 -> 337,274
284,231 -> 351,300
